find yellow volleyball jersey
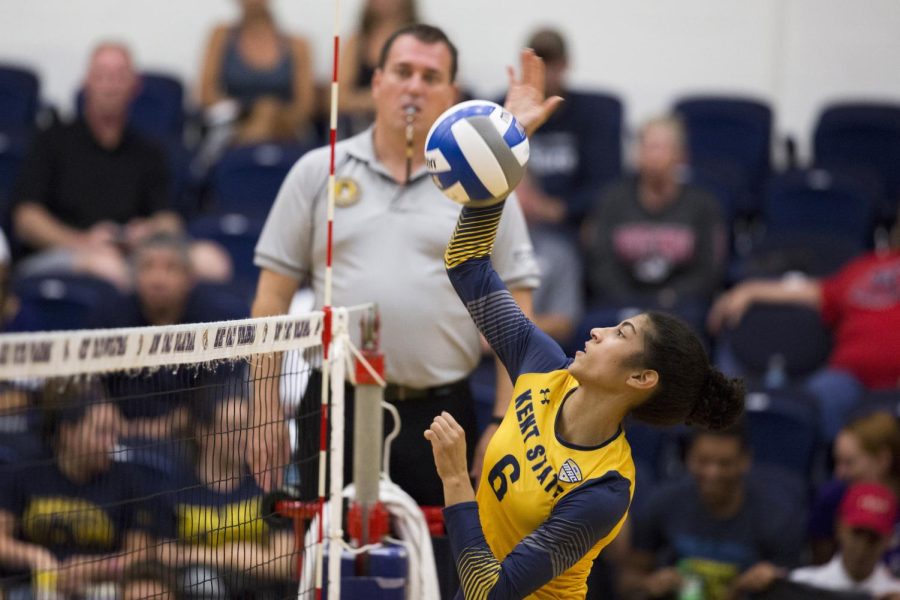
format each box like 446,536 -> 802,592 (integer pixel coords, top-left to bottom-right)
477,370 -> 635,599
443,201 -> 635,599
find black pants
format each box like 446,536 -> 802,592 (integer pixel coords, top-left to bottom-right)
296,373 -> 477,507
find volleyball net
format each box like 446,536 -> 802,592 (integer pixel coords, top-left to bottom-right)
0,305 -> 398,600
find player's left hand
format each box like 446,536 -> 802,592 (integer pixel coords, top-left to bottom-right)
425,412 -> 475,505
503,48 -> 563,138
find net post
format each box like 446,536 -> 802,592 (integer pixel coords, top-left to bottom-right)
313,311 -> 331,599
327,307 -> 349,599
350,308 -> 386,555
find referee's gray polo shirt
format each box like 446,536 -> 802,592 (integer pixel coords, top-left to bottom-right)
255,127 -> 540,389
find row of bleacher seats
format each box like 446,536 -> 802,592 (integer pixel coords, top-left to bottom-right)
1,64 -> 899,227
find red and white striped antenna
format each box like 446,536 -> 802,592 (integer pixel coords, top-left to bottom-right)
316,0 -> 342,597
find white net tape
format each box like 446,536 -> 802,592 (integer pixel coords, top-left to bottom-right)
0,313 -> 327,379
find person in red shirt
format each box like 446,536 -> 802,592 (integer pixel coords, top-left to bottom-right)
709,216 -> 900,439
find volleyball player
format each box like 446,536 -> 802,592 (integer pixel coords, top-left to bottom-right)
425,197 -> 745,598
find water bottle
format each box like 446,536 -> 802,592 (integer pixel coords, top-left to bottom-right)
764,353 -> 787,390
677,560 -> 704,600
678,572 -> 704,600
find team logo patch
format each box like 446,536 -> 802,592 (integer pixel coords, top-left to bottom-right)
334,178 -> 360,207
558,458 -> 583,483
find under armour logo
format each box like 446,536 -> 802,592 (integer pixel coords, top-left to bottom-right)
540,388 -> 551,404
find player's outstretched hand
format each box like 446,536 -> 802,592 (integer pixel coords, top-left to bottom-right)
425,411 -> 476,506
503,48 -> 563,138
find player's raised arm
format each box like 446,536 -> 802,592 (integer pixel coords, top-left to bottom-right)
444,200 -> 568,381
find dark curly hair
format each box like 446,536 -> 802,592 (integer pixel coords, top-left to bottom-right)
629,312 -> 744,430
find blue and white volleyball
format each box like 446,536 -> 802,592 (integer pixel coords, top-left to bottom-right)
425,100 -> 529,205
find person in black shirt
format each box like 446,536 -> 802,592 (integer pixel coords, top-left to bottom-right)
11,42 -> 182,291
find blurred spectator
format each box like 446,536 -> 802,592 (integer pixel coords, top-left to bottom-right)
618,425 -> 804,600
527,223 -> 584,345
93,232 -> 244,440
11,43 -> 183,292
583,115 -> 726,333
94,233 -> 241,329
741,483 -> 900,598
518,28 -> 622,232
198,0 -> 315,145
794,483 -> 900,597
809,412 -> 900,568
336,0 -> 419,135
708,214 -> 900,440
151,389 -> 294,598
0,381 -> 149,598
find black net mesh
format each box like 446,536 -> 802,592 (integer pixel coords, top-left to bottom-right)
0,318 -> 326,600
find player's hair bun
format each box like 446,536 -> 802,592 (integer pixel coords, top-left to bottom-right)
687,369 -> 745,431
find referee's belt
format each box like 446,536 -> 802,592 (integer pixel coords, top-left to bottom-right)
384,380 -> 468,402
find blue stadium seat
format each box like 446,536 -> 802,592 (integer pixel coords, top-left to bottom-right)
0,64 -> 39,133
674,96 -> 772,215
129,72 -> 185,141
721,303 -> 832,385
188,213 -> 265,301
813,102 -> 900,221
208,142 -> 313,217
687,159 -> 746,227
0,131 -> 28,225
730,231 -> 861,282
744,389 -> 819,478
762,169 -> 875,249
8,273 -> 122,332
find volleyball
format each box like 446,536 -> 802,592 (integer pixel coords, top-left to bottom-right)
424,100 -> 530,206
